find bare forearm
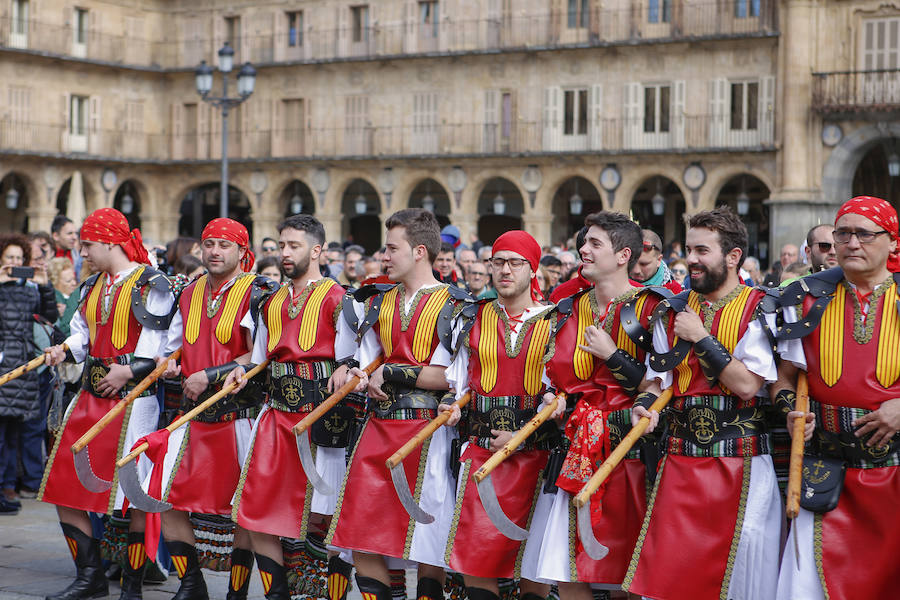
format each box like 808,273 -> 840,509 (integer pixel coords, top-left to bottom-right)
416,365 -> 450,391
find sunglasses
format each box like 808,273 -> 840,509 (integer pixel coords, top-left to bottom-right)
643,242 -> 660,252
814,242 -> 833,252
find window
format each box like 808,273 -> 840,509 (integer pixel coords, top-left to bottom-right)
351,5 -> 369,43
564,89 -> 588,135
730,82 -> 758,130
501,92 -> 512,140
419,1 -> 439,37
735,0 -> 760,18
12,0 -> 28,35
568,0 -> 589,29
70,95 -> 88,135
643,85 -> 670,133
125,101 -> 144,133
75,8 -> 88,44
282,98 -> 305,154
863,18 -> 900,70
648,0 -> 671,24
287,11 -> 303,47
345,95 -> 370,153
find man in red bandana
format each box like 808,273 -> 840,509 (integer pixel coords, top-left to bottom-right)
42,208 -> 174,600
775,196 -> 900,600
438,230 -> 557,600
135,217 -> 276,600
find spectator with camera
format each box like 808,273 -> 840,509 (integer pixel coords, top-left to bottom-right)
0,233 -> 59,514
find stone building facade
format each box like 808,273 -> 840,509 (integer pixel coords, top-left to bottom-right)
0,0 -> 894,262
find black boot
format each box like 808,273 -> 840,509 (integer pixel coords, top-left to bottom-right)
255,553 -> 290,600
225,548 -> 254,600
467,588 -> 500,600
356,575 -> 392,600
117,532 -> 147,600
46,523 -> 109,600
166,541 -> 209,600
416,576 -> 444,600
327,556 -> 352,600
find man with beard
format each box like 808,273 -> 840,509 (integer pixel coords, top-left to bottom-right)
804,224 -> 838,272
327,208 -> 474,600
227,215 -> 357,600
439,230 -> 557,600
536,212 -> 664,600
146,218 -> 275,600
625,207 -> 781,600
775,196 -> 900,600
41,209 -> 173,600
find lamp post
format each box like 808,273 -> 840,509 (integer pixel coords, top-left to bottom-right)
195,42 -> 256,219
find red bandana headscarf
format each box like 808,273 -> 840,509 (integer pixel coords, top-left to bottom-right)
201,218 -> 255,272
80,208 -> 150,265
492,230 -> 543,301
836,196 -> 900,272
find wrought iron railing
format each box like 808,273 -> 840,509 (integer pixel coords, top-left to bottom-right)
0,0 -> 778,69
812,69 -> 900,113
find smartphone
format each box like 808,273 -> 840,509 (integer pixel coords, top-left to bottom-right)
10,266 -> 35,279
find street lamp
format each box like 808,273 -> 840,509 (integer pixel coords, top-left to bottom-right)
195,41 -> 257,218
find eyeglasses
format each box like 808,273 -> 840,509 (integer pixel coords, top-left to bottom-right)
642,242 -> 660,252
671,268 -> 687,275
489,257 -> 529,270
814,242 -> 833,252
262,246 -> 278,252
833,229 -> 890,244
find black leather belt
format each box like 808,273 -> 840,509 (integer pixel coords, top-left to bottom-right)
268,374 -> 329,413
82,357 -> 147,398
369,384 -> 442,419
186,378 -> 263,423
814,430 -> 900,465
668,405 -> 767,446
468,403 -> 559,451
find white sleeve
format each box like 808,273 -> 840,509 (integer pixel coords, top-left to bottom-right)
644,319 -> 673,389
777,305 -> 807,370
162,308 -> 184,356
357,325 -> 381,367
64,311 -> 90,363
250,317 -> 269,365
134,285 -> 175,360
335,298 -> 364,362
733,318 -> 777,384
445,345 -> 470,401
239,307 -> 256,340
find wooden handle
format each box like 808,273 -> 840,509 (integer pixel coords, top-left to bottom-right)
117,360 -> 269,467
0,343 -> 69,388
292,356 -> 384,436
472,393 -> 564,484
574,389 -> 673,508
71,349 -> 182,454
785,372 -> 809,520
386,392 -> 471,469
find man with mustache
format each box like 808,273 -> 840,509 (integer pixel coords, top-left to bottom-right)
625,207 -> 780,600
804,224 -> 839,273
41,208 -> 174,600
148,218 -> 276,600
775,196 -> 900,600
227,214 -> 357,600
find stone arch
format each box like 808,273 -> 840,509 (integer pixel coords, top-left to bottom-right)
113,179 -> 149,230
177,182 -> 254,239
550,175 -> 603,244
0,170 -> 38,233
278,179 -> 316,216
714,173 -> 772,266
407,178 -> 452,227
475,176 -> 525,244
630,174 -> 687,247
821,122 -> 900,205
340,178 -> 382,253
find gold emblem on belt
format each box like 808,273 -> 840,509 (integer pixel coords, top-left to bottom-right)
490,407 -> 516,432
280,376 -> 303,408
687,407 -> 718,445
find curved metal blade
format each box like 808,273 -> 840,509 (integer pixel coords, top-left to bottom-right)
73,445 -> 113,493
389,463 -> 434,524
475,475 -> 528,541
295,431 -> 335,495
576,501 -> 609,560
117,459 -> 172,513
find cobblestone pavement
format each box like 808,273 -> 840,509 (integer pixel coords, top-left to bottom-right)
0,496 -> 379,600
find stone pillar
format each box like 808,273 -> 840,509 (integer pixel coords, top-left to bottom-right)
522,212 -> 553,247
318,188 -> 343,243
768,0 -> 832,259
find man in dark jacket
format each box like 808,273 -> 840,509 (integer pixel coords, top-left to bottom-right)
0,233 -> 59,515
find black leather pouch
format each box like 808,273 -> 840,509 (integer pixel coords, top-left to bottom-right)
541,445 -> 566,494
799,455 -> 846,513
311,404 -> 357,448
449,437 -> 462,481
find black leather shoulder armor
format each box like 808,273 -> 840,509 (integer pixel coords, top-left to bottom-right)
130,267 -> 174,331
777,268 -> 844,341
355,283 -> 399,341
438,286 -> 478,354
341,293 -> 361,333
553,286 -> 591,331
249,275 -> 280,326
620,287 -> 668,353
647,289 -> 692,372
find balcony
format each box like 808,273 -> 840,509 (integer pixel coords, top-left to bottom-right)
0,114 -> 774,164
0,0 -> 778,70
812,69 -> 900,115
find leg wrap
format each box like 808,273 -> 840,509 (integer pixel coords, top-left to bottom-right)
356,575 -> 392,600
255,553 -> 290,600
327,556 -> 353,600
166,540 -> 208,600
416,576 -> 444,600
225,548 -> 254,600
46,523 -> 108,600
467,588 -> 500,600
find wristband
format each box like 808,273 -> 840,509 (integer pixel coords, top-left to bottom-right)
382,363 -> 422,387
203,361 -> 240,384
633,391 -> 658,412
130,358 -> 156,381
338,357 -> 360,370
605,349 -> 647,394
693,335 -> 733,385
